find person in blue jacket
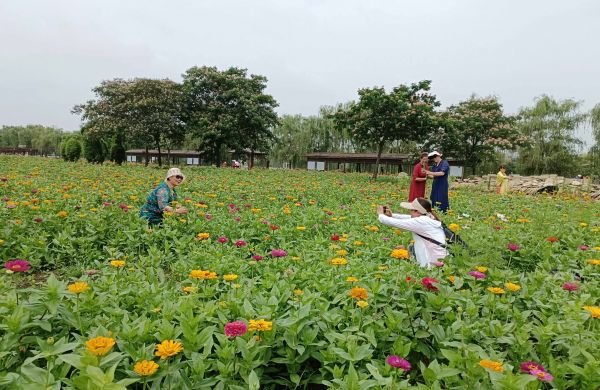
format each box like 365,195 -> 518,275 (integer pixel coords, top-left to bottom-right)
425,151 -> 450,212
140,168 -> 188,226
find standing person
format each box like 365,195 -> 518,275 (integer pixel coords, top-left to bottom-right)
425,151 -> 450,212
140,168 -> 188,226
408,152 -> 429,201
496,165 -> 509,194
376,198 -> 448,268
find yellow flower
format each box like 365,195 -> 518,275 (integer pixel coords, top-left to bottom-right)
349,287 -> 368,300
155,340 -> 183,359
378,265 -> 389,271
110,260 -> 125,268
447,275 -> 456,284
189,269 -> 218,279
448,223 -> 460,233
0,239 -> 4,246
296,226 -> 306,231
583,306 -> 600,318
353,240 -> 364,246
476,266 -> 488,273
68,281 -> 89,294
356,300 -> 369,308
223,274 -> 238,282
391,249 -> 409,259
133,360 -> 159,376
580,222 -> 588,227
293,289 -> 304,296
336,249 -> 348,256
182,286 -> 197,293
85,336 -> 115,356
248,319 -> 273,331
587,259 -> 600,266
479,359 -> 504,373
330,257 -> 348,266
516,218 -> 530,223
346,276 -> 359,283
196,232 -> 210,240
487,287 -> 505,295
57,210 -> 68,218
504,282 -> 521,292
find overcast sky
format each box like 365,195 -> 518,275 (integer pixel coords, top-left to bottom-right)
1,0 -> 598,146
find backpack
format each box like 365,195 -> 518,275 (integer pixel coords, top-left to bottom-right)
417,222 -> 468,249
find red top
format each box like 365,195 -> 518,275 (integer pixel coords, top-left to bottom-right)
408,162 -> 427,201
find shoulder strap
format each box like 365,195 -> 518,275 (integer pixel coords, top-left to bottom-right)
416,232 -> 447,248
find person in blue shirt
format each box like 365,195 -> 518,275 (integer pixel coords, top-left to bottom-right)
140,168 -> 188,226
425,151 -> 450,212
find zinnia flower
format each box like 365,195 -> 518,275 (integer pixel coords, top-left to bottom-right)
520,361 -> 546,373
346,276 -> 358,283
330,233 -> 340,241
217,236 -> 229,244
224,321 -> 248,338
356,300 -> 369,308
4,259 -> 31,273
448,223 -> 460,233
155,340 -> 183,359
110,260 -> 125,268
293,289 -> 304,295
235,240 -> 247,247
196,232 -> 210,240
330,257 -> 348,266
529,369 -> 554,382
271,249 -> 287,257
479,359 -> 504,373
85,336 -> 115,356
349,286 -> 368,300
189,269 -> 217,279
68,281 -> 90,294
182,286 -> 197,293
546,236 -> 559,243
386,355 -> 411,372
391,248 -> 410,259
476,266 -> 488,273
487,287 -> 505,295
421,277 -> 438,291
447,275 -> 456,284
583,306 -> 600,318
587,259 -> 600,266
504,282 -> 521,292
248,319 -> 273,331
133,360 -> 159,376
223,274 -> 238,282
468,271 -> 486,280
252,254 -> 263,261
562,282 -> 579,291
507,243 -> 520,251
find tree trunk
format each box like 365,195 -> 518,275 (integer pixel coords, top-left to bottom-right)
144,146 -> 149,167
249,150 -> 255,169
157,144 -> 162,167
372,141 -> 385,180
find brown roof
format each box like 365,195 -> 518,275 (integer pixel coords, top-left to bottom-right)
305,152 -> 410,163
126,149 -> 200,157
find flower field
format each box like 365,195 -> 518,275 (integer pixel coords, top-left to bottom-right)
1,155 -> 599,389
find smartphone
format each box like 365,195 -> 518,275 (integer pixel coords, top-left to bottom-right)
383,206 -> 389,213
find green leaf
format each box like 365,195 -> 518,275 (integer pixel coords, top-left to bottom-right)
248,370 -> 260,390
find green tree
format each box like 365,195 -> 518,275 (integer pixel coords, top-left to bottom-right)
182,66 -> 279,167
331,80 -> 439,179
62,137 -> 82,162
82,129 -> 109,164
516,96 -> 586,176
588,103 -> 600,176
73,78 -> 185,167
430,96 -> 524,174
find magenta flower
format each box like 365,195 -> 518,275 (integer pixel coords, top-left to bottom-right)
432,261 -> 445,267
507,243 -> 520,251
562,282 -> 579,292
271,249 -> 287,258
4,259 -> 31,273
224,321 -> 248,338
252,255 -> 264,261
421,277 -> 438,291
235,240 -> 247,247
520,361 -> 546,373
386,355 -> 411,372
579,245 -> 589,251
529,369 -> 554,382
217,236 -> 229,244
468,271 -> 486,280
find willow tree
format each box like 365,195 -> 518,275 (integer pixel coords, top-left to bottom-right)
516,96 -> 586,176
589,103 -> 600,176
331,80 -> 439,179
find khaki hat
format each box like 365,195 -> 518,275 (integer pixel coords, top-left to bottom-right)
400,198 -> 428,215
166,167 -> 185,182
428,151 -> 442,158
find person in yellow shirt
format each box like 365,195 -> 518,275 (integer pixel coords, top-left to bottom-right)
496,165 -> 508,194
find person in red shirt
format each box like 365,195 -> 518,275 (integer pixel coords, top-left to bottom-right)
408,152 -> 429,201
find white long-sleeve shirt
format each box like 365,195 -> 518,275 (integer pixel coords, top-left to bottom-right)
378,213 -> 448,268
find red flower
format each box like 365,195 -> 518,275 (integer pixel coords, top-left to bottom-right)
235,240 -> 247,247
546,236 -> 559,243
4,259 -> 31,273
224,321 -> 247,338
269,224 -> 280,231
217,236 -> 229,244
330,234 -> 340,241
421,277 -> 438,291
507,243 -> 520,251
562,282 -> 578,291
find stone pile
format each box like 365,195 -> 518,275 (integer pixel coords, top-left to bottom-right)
452,174 -> 600,199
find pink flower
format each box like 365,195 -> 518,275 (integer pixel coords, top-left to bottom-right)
252,255 -> 264,261
432,261 -> 445,267
235,240 -> 247,247
562,282 -> 579,291
507,243 -> 520,251
468,271 -> 486,280
520,361 -> 546,373
579,245 -> 589,251
529,369 -> 554,382
224,321 -> 248,338
386,355 -> 411,371
421,277 -> 438,291
4,259 -> 31,273
217,236 -> 229,244
271,249 -> 287,258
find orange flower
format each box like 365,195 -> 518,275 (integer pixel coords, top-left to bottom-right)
85,336 -> 115,356
155,340 -> 183,359
349,287 -> 368,300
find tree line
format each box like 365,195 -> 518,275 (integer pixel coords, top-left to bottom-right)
1,65 -> 600,178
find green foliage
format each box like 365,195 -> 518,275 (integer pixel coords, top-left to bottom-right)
62,138 -> 82,162
331,80 -> 439,179
83,132 -> 108,164
516,96 -> 586,176
0,125 -> 66,156
182,66 -> 279,166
